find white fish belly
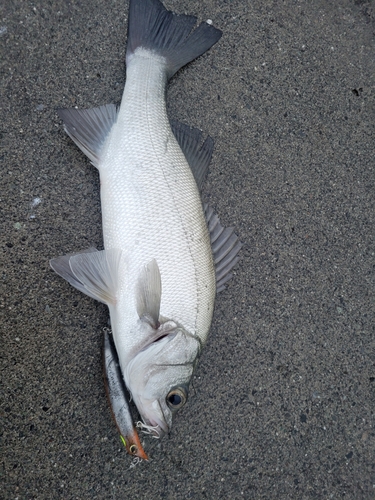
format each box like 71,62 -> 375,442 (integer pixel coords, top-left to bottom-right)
99,50 -> 215,353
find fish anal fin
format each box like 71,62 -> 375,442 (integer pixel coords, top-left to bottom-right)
170,120 -> 213,190
50,248 -> 122,306
136,259 -> 162,328
204,204 -> 242,293
57,104 -> 118,168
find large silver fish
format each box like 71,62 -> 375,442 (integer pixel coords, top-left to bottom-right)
51,0 -> 241,443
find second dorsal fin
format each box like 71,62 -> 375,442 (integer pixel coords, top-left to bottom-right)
171,120 -> 214,190
204,204 -> 242,293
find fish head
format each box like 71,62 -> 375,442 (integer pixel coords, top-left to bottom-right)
124,327 -> 201,437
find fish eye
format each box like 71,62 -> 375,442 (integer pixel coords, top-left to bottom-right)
166,388 -> 186,410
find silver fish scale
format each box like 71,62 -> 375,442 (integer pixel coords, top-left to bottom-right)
99,50 -> 216,365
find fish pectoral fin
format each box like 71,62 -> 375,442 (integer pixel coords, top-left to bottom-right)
50,247 -> 100,301
204,204 -> 242,293
57,104 -> 118,168
136,259 -> 162,329
50,248 -> 122,305
170,120 -> 213,191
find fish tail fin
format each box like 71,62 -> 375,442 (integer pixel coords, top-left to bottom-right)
126,0 -> 222,78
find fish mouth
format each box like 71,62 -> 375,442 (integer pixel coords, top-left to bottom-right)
136,400 -> 170,438
150,420 -> 169,437
137,419 -> 168,439
146,410 -> 170,437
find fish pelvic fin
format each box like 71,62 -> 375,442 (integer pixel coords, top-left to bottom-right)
126,0 -> 222,79
57,104 -> 118,168
136,259 -> 162,329
50,248 -> 122,306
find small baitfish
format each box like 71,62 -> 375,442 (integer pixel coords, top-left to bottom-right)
103,328 -> 148,461
51,0 -> 241,456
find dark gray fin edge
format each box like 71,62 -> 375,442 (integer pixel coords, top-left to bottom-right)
57,104 -> 118,168
171,120 -> 213,190
127,0 -> 222,78
50,247 -> 122,305
204,204 -> 242,293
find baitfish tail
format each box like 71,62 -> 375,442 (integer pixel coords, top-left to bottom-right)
126,0 -> 222,79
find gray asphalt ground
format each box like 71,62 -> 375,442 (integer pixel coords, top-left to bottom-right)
2,0 -> 374,498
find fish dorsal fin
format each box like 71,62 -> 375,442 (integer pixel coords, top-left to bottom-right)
171,120 -> 213,190
136,259 -> 162,328
50,248 -> 122,305
57,104 -> 118,168
204,204 -> 242,293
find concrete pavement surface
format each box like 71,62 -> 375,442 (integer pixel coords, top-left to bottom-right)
2,0 -> 374,498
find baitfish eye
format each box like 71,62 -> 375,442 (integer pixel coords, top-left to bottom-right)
166,388 -> 186,410
129,444 -> 138,455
